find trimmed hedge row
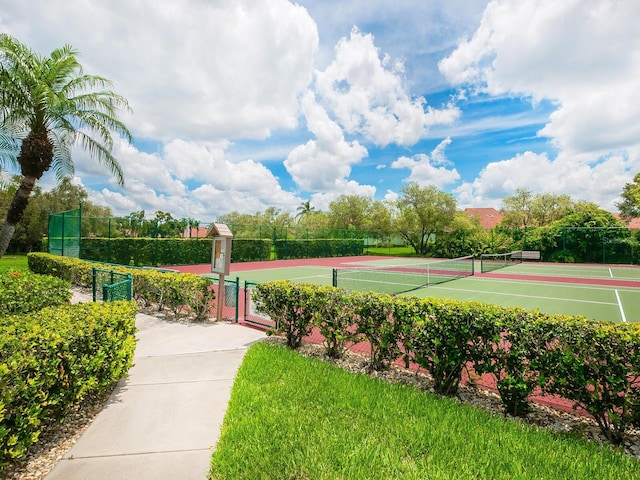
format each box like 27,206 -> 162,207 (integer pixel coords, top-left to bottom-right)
0,301 -> 137,469
274,239 -> 364,260
0,271 -> 71,316
78,237 -> 272,266
27,253 -> 215,321
253,281 -> 640,447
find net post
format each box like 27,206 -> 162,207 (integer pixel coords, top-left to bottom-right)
332,268 -> 337,288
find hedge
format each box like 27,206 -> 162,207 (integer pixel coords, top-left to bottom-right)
0,301 -> 137,469
252,281 -> 640,447
27,253 -> 215,321
65,237 -> 271,265
274,239 -> 364,259
0,271 -> 71,316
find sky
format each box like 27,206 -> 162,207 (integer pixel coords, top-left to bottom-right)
2,0 -> 639,222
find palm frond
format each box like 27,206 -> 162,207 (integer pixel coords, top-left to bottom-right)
75,131 -> 125,185
0,129 -> 19,171
1,34 -> 132,187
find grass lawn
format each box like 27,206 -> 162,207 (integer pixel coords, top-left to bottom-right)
0,253 -> 28,272
366,246 -> 417,257
210,342 -> 640,480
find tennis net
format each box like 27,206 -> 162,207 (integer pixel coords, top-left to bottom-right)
480,251 -> 523,273
332,255 -> 475,295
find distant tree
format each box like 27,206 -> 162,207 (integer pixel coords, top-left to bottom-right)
184,218 -> 200,237
392,182 -> 457,256
216,211 -> 255,226
363,200 -> 392,239
258,206 -> 294,226
295,200 -> 316,220
0,34 -> 132,258
531,193 -> 574,226
153,211 -> 187,237
550,205 -> 629,263
500,188 -> 535,228
327,195 -> 372,230
616,171 -> 640,220
0,175 -> 111,251
122,210 -> 146,237
296,210 -> 330,230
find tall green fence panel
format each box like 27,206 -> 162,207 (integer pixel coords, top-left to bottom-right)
48,207 -> 81,258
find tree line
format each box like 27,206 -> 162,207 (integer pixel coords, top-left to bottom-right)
1,172 -> 639,258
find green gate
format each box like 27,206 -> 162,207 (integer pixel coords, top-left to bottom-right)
92,267 -> 133,302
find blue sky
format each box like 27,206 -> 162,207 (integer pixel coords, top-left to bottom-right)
2,0 -> 639,222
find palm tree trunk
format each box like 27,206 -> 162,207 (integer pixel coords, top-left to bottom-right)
0,175 -> 37,258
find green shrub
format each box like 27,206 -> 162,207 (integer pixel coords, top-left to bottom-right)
407,298 -> 502,397
536,318 -> 640,446
312,287 -> 357,358
0,271 -> 71,315
28,252 -> 93,286
253,281 -> 316,349
27,253 -> 215,322
352,291 -> 399,371
274,239 -> 364,259
0,301 -> 137,469
473,308 -> 548,417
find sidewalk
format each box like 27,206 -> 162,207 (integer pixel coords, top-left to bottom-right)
45,295 -> 266,480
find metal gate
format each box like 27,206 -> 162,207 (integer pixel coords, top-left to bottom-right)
243,281 -> 275,329
92,267 -> 132,302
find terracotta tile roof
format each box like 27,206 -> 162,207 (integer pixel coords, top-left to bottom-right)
181,226 -> 210,238
464,208 -> 504,230
612,214 -> 640,229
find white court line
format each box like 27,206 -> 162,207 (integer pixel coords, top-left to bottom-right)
615,290 -> 627,322
471,275 -> 640,294
431,285 -> 617,306
609,268 -> 613,278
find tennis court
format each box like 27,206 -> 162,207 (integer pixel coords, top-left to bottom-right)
189,255 -> 640,323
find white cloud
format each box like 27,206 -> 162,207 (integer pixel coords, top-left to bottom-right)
439,0 -> 640,156
440,0 -> 640,208
314,27 -> 460,147
1,0 -> 319,142
82,137 -> 302,220
455,151 -> 637,211
383,189 -> 399,203
310,180 -> 377,211
284,92 -> 369,191
391,137 -> 460,188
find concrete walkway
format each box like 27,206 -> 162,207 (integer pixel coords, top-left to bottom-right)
46,296 -> 266,480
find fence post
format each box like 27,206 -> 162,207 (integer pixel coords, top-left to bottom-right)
234,276 -> 239,323
78,202 -> 83,259
92,267 -> 97,302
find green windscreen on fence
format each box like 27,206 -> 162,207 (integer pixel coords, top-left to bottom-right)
48,207 -> 81,257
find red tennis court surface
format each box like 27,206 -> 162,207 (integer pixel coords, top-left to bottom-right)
166,255 -> 391,275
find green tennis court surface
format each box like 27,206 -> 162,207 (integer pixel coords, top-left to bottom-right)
204,259 -> 640,323
413,276 -> 639,323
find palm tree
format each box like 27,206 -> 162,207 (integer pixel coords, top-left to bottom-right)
296,200 -> 316,220
0,34 -> 132,257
